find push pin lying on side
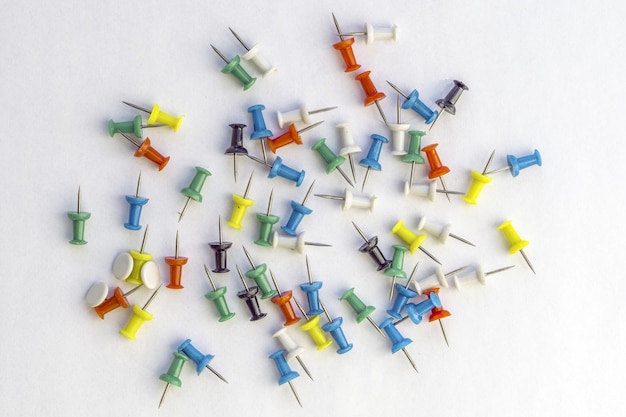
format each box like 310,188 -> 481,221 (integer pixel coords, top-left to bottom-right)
416,216 -> 476,247
177,339 -> 228,383
255,189 -> 280,247
67,186 -> 91,245
429,80 -> 469,131
164,231 -> 188,289
336,122 -> 360,184
203,265 -> 235,322
226,171 -> 255,230
247,155 -> 306,187
404,180 -> 464,202
413,265 -> 469,295
360,133 -> 389,191
86,282 -> 143,319
117,132 -> 170,171
269,349 -> 303,408
224,123 -> 248,183
271,231 -> 331,254
498,219 -> 535,274
355,71 -> 388,126
120,284 -> 162,340
311,137 -> 354,187
277,104 -> 337,129
281,180 -> 316,236
178,166 -> 212,222
228,27 -> 277,77
452,264 -> 516,290
124,171 -> 149,231
386,81 -> 438,124
341,22 -> 399,45
272,327 -> 314,381
391,220 -> 441,265
242,246 -> 277,299
248,104 -> 272,163
235,264 -> 267,321
379,317 -> 418,373
122,101 -> 183,131
339,287 -> 385,337
210,44 -> 256,90
352,221 -> 391,271
463,150 -> 495,205
484,149 -> 542,177
267,121 -> 324,154
109,115 -> 165,138
320,300 -> 353,354
422,143 -> 452,203
158,351 -> 189,409
331,13 -> 361,72
209,216 -> 232,273
269,270 -> 301,326
387,266 -> 417,319
315,188 -> 377,212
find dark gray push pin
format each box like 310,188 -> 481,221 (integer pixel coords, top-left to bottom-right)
235,265 -> 267,321
225,123 -> 248,183
429,80 -> 469,131
209,216 -> 232,273
352,221 -> 391,271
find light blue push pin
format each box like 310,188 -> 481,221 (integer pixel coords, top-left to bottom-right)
379,317 -> 418,372
486,149 -> 542,177
359,134 -> 389,191
386,283 -> 417,319
269,349 -> 302,407
281,180 -> 315,236
176,339 -> 228,383
248,104 -> 273,163
320,301 -> 353,354
299,255 -> 324,316
405,291 -> 442,325
124,172 -> 149,231
387,81 -> 438,124
247,155 -> 306,186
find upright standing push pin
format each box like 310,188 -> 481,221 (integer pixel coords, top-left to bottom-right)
311,137 -> 354,186
277,104 -> 337,129
422,143 -> 452,202
158,351 -> 189,409
485,149 -> 542,177
360,134 -> 389,191
255,189 -> 280,247
281,180 -> 316,236
228,27 -> 277,77
122,101 -> 184,132
247,155 -> 306,187
242,246 -> 277,299
342,22 -> 399,45
108,115 -> 165,138
269,270 -> 301,326
67,186 -> 91,245
178,166 -> 211,222
339,287 -> 385,336
209,216 -> 232,273
124,171 -> 149,231
355,71 -> 388,126
402,130 -> 426,187
299,255 -> 324,316
177,339 -> 229,383
352,221 -> 391,271
226,171 -> 255,230
463,150 -> 495,205
386,81 -> 438,125
120,284 -> 162,340
164,231 -> 188,289
498,219 -> 535,274
269,349 -> 303,408
331,13 -> 361,72
203,265 -> 236,322
210,44 -> 256,90
429,80 -> 469,131
235,265 -> 267,321
248,104 -> 272,164
267,121 -> 323,154
391,220 -> 441,265
224,123 -> 248,183
294,298 -> 333,351
315,188 -> 377,212
320,300 -> 353,354
379,317 -> 418,373
337,123 -> 361,184
389,95 -> 410,156
117,132 -> 170,171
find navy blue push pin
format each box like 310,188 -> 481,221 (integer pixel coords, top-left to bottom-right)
269,349 -> 302,407
247,155 -> 306,187
379,317 -> 418,373
124,171 -> 149,231
387,273 -> 418,320
225,123 -> 248,183
235,265 -> 267,321
485,149 -> 542,177
359,134 -> 389,191
248,104 -> 272,164
320,300 -> 353,354
405,291 -> 442,325
299,255 -> 323,316
352,221 -> 391,271
387,81 -> 438,125
281,180 -> 315,236
177,339 -> 229,383
209,216 -> 232,273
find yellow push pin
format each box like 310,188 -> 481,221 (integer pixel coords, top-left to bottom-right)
498,220 -> 535,274
122,101 -> 183,131
227,171 -> 255,230
463,150 -> 495,205
125,225 -> 153,285
120,284 -> 162,340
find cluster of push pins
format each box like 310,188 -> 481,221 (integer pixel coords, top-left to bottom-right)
70,13 -> 544,409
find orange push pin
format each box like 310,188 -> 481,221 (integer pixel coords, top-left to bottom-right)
331,13 -> 361,72
164,231 -> 188,289
269,270 -> 301,326
422,143 -> 451,202
118,132 -> 170,171
267,122 -> 323,153
88,283 -> 144,319
423,288 -> 451,347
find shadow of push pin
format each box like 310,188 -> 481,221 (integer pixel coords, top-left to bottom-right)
164,231 -> 188,289
429,80 -> 469,131
270,270 -> 301,326
255,189 -> 279,247
248,104 -> 272,163
352,221 -> 391,271
391,220 -> 441,265
463,150 -> 495,205
281,180 -> 316,236
267,121 -> 323,154
269,349 -> 303,408
67,186 -> 91,245
209,216 -> 232,273
118,132 -> 170,171
120,284 -> 162,340
379,318 -> 418,373
210,44 -> 256,90
320,300 -> 353,354
178,166 -> 212,222
228,27 -> 277,77
294,297 -> 333,351
122,101 -> 183,131
242,246 -> 277,299
235,264 -> 267,321
386,81 -> 438,125
227,171 -> 255,230
360,134 -> 389,191
124,172 -> 149,231
339,288 -> 385,337
109,115 -> 165,138
224,123 -> 248,183
485,149 -> 542,177
158,352 -> 189,409
311,137 -> 354,187
331,13 -> 361,72
203,265 -> 235,322
247,154 -> 306,187
498,220 -> 535,274
272,327 -> 314,381
177,339 -> 228,383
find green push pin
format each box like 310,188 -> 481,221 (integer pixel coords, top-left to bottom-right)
67,186 -> 91,245
203,265 -> 236,322
255,188 -> 280,246
402,130 -> 426,187
158,352 -> 190,409
339,288 -> 385,337
311,138 -> 354,187
210,44 -> 256,91
384,245 -> 409,302
178,166 -> 212,222
242,245 -> 276,299
108,115 -> 164,138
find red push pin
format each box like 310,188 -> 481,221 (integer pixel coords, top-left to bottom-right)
422,288 -> 451,347
422,143 -> 451,202
267,122 -> 323,153
331,13 -> 361,72
164,231 -> 188,289
118,132 -> 170,171
355,71 -> 388,125
269,270 -> 301,326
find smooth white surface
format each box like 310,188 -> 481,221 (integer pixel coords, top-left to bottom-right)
112,251 -> 134,280
141,260 -> 161,290
85,281 -> 109,308
0,0 -> 624,416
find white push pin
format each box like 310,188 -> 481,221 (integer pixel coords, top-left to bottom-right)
342,23 -> 399,45
228,27 -> 277,77
452,265 -> 516,290
85,281 -> 110,307
404,180 -> 464,202
413,265 -> 469,295
416,216 -> 476,246
277,103 -> 337,129
388,95 -> 410,155
272,327 -> 314,381
336,123 -> 361,185
140,260 -> 161,289
271,231 -> 331,254
112,252 -> 134,280
314,188 -> 377,212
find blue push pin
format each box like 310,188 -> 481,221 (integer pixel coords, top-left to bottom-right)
379,317 -> 418,373
299,255 -> 324,316
248,104 -> 273,164
320,301 -> 353,354
281,180 -> 315,236
359,134 -> 389,191
485,149 -> 542,177
269,349 -> 302,407
405,291 -> 442,325
387,81 -> 438,124
176,339 -> 228,383
247,155 -> 306,187
386,282 -> 417,320
124,172 -> 149,231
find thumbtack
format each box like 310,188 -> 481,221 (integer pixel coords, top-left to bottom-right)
405,290 -> 442,325
299,255 -> 324,316
242,245 -> 277,299
269,349 -> 303,407
272,327 -> 314,380
210,44 -> 256,90
452,264 -> 516,290
124,171 -> 149,231
228,27 -> 277,77
248,104 -> 272,163
294,297 -> 333,351
498,220 -> 535,274
339,287 -> 385,337
178,166 -> 212,222
463,150 -> 495,205
267,121 -> 323,153
122,101 -> 183,131
117,132 -> 170,171
387,264 -> 418,319
320,300 -> 353,354
388,94 -> 410,155
203,264 -> 235,322
352,221 -> 391,271
429,80 -> 469,131
359,134 -> 389,191
108,115 -> 165,138
277,104 -> 337,129
247,154 -> 306,187
226,171 -> 255,230
391,220 -> 441,264
89,283 -> 143,319
314,188 -> 377,212
379,318 -> 418,373
281,180 -> 316,236
124,225 -> 156,286
120,284 -> 162,340
209,216 -> 233,273
270,269 -> 301,326
336,123 -> 360,184
386,81 -> 438,124
255,188 -> 280,246
224,123 -> 248,183
158,352 -> 189,409
67,186 -> 91,245
384,245 -> 409,302
485,149 -> 542,177
355,71 -> 388,125
404,180 -> 464,202
423,288 -> 451,347
271,231 -> 331,254
341,22 -> 399,45
331,13 -> 361,72
402,130 -> 426,187
416,216 -> 476,247
235,264 -> 267,321
164,231 -> 188,289
413,265 -> 469,294
311,137 -> 354,187
422,143 -> 452,202
177,339 -> 228,383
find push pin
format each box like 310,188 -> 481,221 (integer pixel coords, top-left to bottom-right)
311,137 -> 354,186
341,22 -> 399,45
391,220 -> 441,264
122,101 -> 184,131
255,189 -> 280,246
417,216 -> 476,246
109,115 -> 164,138
271,231 -> 331,254
235,265 -> 267,321
177,339 -> 228,383
247,154 -> 306,186
226,171 -> 255,230
209,216 -> 232,273
277,104 -> 337,129
359,134 -> 389,191
379,317 -> 418,373
120,284 -> 162,340
498,220 -> 535,274
339,287 -> 385,336
423,288 -> 451,346
272,327 -> 314,380
281,180 -> 316,236
389,95 -> 410,155
336,123 -> 360,184
124,171 -> 149,231
117,132 -> 170,171
269,349 -> 303,407
121,225 -> 160,288
402,130 -> 425,187
452,264 -> 516,290
87,283 -> 143,319
67,186 -> 91,245
299,255 -> 324,316
224,123 -> 248,183
203,265 -> 235,322
429,80 -> 469,131
242,246 -> 277,299
352,221 -> 391,271
320,300 -> 353,354
413,265 -> 469,294
355,71 -> 388,125
158,352 -> 189,409
331,13 -> 361,72
270,270 -> 301,326
228,27 -> 277,77
484,149 -> 542,177
294,297 -> 333,351
422,143 -> 452,202
315,188 -> 377,211
178,166 -> 211,222
463,150 -> 495,205
405,291 -> 442,325
267,121 -> 323,153
386,81 -> 438,124
384,245 -> 409,302
387,269 -> 417,320
248,104 -> 272,163
164,231 -> 188,289
210,44 -> 256,90
404,180 -> 464,202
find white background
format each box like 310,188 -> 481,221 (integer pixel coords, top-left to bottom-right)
1,0 -> 624,415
